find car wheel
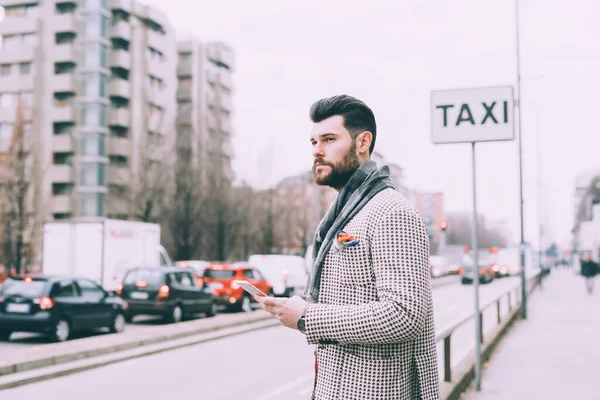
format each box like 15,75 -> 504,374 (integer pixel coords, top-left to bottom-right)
167,305 -> 183,323
51,319 -> 71,342
206,301 -> 218,317
0,330 -> 12,341
109,312 -> 126,334
241,295 -> 252,313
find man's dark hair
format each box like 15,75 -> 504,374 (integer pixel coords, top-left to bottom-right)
309,94 -> 377,154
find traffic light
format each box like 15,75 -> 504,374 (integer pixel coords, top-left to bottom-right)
440,221 -> 448,231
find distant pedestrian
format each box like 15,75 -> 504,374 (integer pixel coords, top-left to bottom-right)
580,252 -> 597,294
255,95 -> 440,399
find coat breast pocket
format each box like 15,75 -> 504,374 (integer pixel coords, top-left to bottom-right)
338,242 -> 375,287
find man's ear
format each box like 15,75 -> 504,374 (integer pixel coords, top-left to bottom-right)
357,131 -> 373,155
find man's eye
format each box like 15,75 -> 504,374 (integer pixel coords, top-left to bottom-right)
325,138 -> 334,142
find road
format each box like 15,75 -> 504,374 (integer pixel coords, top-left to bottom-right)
0,276 -> 459,355
0,274 -> 532,399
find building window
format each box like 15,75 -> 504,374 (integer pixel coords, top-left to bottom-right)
80,192 -> 105,217
19,62 -> 31,75
146,47 -> 163,62
179,52 -> 191,63
55,62 -> 76,75
0,123 -> 13,139
82,0 -> 109,9
4,4 -> 38,18
81,42 -> 107,68
20,92 -> 33,108
179,78 -> 192,88
81,132 -> 106,156
82,13 -> 108,39
22,33 -> 37,47
111,38 -> 129,51
80,102 -> 107,127
80,72 -> 107,97
56,3 -> 76,15
0,93 -> 14,108
80,163 -> 106,186
56,32 -> 76,45
0,65 -> 11,76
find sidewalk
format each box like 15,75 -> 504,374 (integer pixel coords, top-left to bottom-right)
463,268 -> 600,400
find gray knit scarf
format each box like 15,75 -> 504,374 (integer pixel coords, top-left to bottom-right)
304,160 -> 395,303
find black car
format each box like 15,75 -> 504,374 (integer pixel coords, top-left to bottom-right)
118,266 -> 217,323
0,276 -> 128,342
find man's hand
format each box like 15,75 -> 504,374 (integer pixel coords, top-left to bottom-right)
254,295 -> 308,330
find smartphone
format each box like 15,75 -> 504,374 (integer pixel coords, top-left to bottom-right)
234,280 -> 268,297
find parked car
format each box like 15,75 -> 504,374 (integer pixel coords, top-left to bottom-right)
0,275 -> 127,342
429,255 -> 450,278
460,265 -> 495,284
248,254 -> 308,297
203,263 -> 272,312
176,260 -> 212,276
117,266 -> 217,323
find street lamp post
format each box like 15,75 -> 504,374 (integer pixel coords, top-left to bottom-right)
515,0 -> 528,319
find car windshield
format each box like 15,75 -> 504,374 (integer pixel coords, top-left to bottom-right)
203,269 -> 236,279
123,269 -> 164,286
1,279 -> 47,297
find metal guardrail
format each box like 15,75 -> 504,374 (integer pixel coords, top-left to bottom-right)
435,270 -> 543,383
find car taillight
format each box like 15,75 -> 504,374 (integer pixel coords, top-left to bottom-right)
479,268 -> 485,275
0,296 -> 3,303
116,284 -> 123,297
40,296 -> 54,310
157,285 -> 170,299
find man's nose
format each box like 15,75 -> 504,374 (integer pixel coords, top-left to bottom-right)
312,143 -> 325,158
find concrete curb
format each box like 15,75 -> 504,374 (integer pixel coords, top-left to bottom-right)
0,319 -> 281,391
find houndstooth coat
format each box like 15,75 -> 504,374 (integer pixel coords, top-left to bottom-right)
305,188 -> 440,400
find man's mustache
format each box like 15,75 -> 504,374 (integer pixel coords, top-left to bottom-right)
313,159 -> 332,168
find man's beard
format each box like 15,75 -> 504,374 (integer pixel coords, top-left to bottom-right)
313,142 -> 361,190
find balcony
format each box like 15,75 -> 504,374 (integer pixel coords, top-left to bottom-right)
53,44 -> 76,63
109,50 -> 131,70
110,20 -> 131,41
219,71 -> 233,90
52,74 -> 76,93
147,30 -> 167,53
177,62 -> 191,77
52,14 -> 76,33
220,95 -> 233,112
50,165 -> 74,183
0,16 -> 37,36
107,165 -> 128,185
206,113 -> 217,130
207,69 -> 218,85
207,44 -> 235,70
108,108 -> 129,127
222,141 -> 234,158
220,118 -> 233,135
52,134 -> 74,153
109,0 -> 133,12
52,195 -> 72,214
108,78 -> 130,99
0,74 -> 34,92
52,104 -> 75,123
177,86 -> 191,100
0,45 -> 34,64
107,137 -> 131,157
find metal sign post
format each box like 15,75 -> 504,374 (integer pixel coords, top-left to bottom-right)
470,142 -> 482,391
431,85 -> 515,392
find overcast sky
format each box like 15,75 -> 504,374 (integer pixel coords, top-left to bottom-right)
142,0 -> 600,250
2,1 -> 596,249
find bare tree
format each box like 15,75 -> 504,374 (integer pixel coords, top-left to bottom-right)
1,99 -> 38,275
445,213 -> 508,249
167,150 -> 205,261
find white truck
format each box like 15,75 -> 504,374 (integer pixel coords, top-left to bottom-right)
42,219 -> 173,292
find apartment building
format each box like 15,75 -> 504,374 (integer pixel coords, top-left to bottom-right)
176,39 -> 234,187
0,0 -> 177,221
